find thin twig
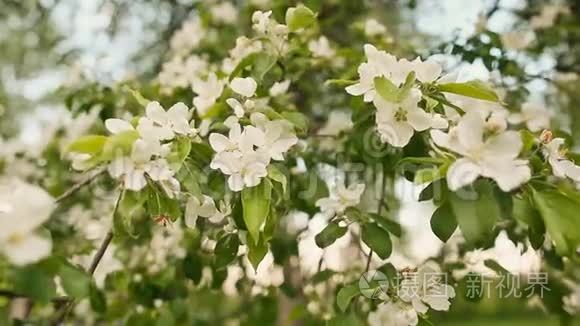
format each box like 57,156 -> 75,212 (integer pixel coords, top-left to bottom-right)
365,250 -> 373,273
88,231 -> 114,275
52,191 -> 122,324
55,169 -> 105,203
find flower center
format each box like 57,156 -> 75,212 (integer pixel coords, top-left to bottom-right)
394,107 -> 407,122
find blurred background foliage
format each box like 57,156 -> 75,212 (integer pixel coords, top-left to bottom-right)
1,0 -> 580,325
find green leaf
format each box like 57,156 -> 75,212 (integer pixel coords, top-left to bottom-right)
67,135 -> 107,154
182,253 -> 203,284
513,194 -> 545,249
126,88 -> 150,107
167,136 -> 192,171
189,142 -> 213,167
361,223 -> 392,259
12,265 -> 56,304
147,190 -> 182,222
336,283 -> 360,312
449,180 -> 499,247
430,202 -> 457,242
285,5 -> 316,32
374,77 -> 399,102
414,167 -> 442,184
484,259 -> 510,276
438,80 -> 499,102
229,53 -> 258,81
532,189 -> 580,256
115,190 -> 147,237
59,263 -> 91,298
102,130 -> 139,160
315,221 -> 347,248
267,164 -> 288,194
89,282 -> 107,313
325,79 -> 356,87
251,53 -> 278,82
214,233 -> 240,269
242,179 -> 272,244
519,129 -> 536,153
281,111 -> 308,134
369,213 -> 402,237
398,71 -> 416,100
176,162 -> 203,199
247,235 -> 268,270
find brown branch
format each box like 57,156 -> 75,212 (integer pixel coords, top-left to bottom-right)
52,191 -> 122,324
55,168 -> 105,203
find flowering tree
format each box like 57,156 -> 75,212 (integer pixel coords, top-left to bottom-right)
1,0 -> 580,325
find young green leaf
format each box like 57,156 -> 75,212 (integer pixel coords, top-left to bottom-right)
336,283 -> 360,312
315,221 -> 347,248
12,265 -> 56,304
513,194 -> 545,250
102,130 -> 140,160
59,263 -> 91,298
247,235 -> 268,270
242,179 -> 272,244
449,180 -> 499,247
532,189 -> 580,256
267,164 -> 288,194
214,233 -> 240,269
374,77 -> 399,102
66,135 -> 107,154
361,223 -> 392,259
285,5 -> 316,32
430,202 -> 457,242
438,80 -> 499,102
281,111 -> 309,135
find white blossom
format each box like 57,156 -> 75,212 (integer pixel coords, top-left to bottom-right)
501,31 -> 534,50
250,112 -> 298,161
375,88 -> 447,147
346,44 -> 442,102
252,10 -> 273,34
230,77 -> 258,98
0,178 -> 54,265
364,19 -> 387,37
531,5 -> 568,30
139,101 -> 195,138
508,102 -> 551,132
308,36 -> 335,59
158,55 -> 208,91
170,19 -> 205,55
192,73 -> 225,115
543,137 -> 580,182
108,139 -> 176,191
226,98 -> 255,118
399,261 -> 456,315
431,110 -> 531,191
269,80 -> 291,97
315,182 -> 365,217
210,2 -> 238,24
368,301 -> 419,326
251,10 -> 288,54
185,195 -> 231,227
209,121 -> 270,191
318,111 -> 353,136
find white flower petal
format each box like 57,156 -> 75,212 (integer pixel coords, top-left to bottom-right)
377,121 -> 414,147
105,119 -> 133,134
230,77 -> 257,97
146,101 -> 168,125
447,158 -> 481,191
2,233 -> 52,266
483,131 -> 522,160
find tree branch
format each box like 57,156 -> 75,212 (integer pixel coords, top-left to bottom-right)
55,168 -> 105,203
